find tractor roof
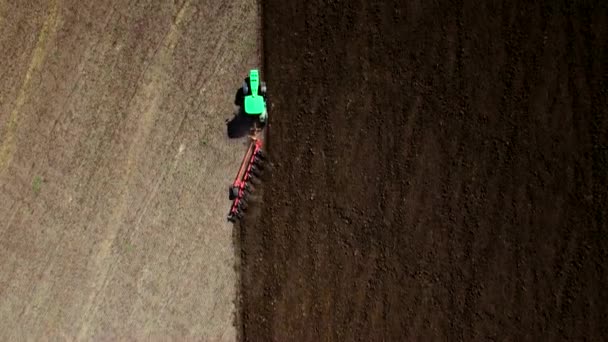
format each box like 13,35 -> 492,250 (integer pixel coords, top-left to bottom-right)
244,95 -> 265,115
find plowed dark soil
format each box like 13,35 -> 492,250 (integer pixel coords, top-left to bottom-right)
240,0 -> 608,341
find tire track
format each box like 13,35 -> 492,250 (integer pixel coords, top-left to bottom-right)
75,2 -> 192,339
3,0 -> 61,324
0,0 -> 59,173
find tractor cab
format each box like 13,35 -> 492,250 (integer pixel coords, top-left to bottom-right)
243,69 -> 267,122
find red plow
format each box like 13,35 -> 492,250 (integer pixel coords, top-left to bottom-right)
227,137 -> 267,222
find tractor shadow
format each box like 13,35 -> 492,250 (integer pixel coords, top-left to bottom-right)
226,87 -> 256,139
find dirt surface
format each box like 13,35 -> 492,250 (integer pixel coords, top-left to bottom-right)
241,0 -> 608,340
0,0 -> 260,339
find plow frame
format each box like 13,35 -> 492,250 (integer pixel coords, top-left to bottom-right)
227,138 -> 265,222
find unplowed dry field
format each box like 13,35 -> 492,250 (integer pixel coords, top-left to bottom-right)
240,0 -> 608,341
0,0 -> 260,339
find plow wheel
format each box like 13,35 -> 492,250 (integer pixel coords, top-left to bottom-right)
229,186 -> 239,200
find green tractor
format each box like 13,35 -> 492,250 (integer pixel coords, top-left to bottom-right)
242,69 -> 268,123
227,69 -> 268,138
